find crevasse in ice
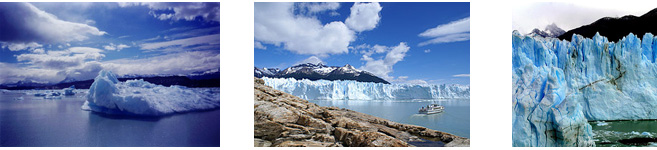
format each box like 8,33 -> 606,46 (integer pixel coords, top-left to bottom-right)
82,70 -> 220,116
513,31 -> 657,146
262,77 -> 469,100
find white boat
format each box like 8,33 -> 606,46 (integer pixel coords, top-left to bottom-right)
418,104 -> 444,114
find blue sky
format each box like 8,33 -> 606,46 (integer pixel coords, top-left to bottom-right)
0,2 -> 219,84
255,2 -> 470,85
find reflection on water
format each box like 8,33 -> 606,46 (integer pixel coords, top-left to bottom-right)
0,90 -> 220,147
308,99 -> 469,138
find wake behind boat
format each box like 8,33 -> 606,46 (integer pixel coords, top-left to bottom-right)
419,104 -> 444,114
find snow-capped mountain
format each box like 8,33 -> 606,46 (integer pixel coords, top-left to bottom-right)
254,67 -> 280,78
255,63 -> 390,84
527,23 -> 565,38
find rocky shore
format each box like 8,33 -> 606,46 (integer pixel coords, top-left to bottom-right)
254,77 -> 469,147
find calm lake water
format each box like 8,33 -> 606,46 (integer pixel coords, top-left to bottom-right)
308,99 -> 470,138
591,120 -> 657,147
0,90 -> 220,147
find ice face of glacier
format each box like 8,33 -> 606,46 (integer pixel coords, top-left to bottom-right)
82,70 -> 220,116
513,30 -> 657,146
262,77 -> 469,100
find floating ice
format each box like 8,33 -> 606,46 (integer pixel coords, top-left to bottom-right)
64,85 -> 75,96
642,132 -> 653,137
262,77 -> 469,100
596,121 -> 608,126
82,70 -> 220,116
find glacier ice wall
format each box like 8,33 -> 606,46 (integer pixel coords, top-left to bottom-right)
262,77 -> 469,100
513,31 -> 657,146
82,70 -> 220,116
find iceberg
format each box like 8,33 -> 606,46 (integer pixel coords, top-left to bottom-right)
82,70 -> 220,116
262,77 -> 469,100
513,31 -> 657,146
63,85 -> 75,96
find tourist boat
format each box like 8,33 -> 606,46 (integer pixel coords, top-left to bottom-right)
418,104 -> 444,114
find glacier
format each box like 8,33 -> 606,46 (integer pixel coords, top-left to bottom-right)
82,70 -> 220,116
513,30 -> 657,146
262,77 -> 469,100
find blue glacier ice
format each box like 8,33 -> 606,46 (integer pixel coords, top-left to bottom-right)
513,30 -> 657,146
262,77 -> 469,100
82,70 -> 220,116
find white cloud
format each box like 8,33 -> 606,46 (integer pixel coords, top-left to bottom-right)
418,17 -> 470,46
513,2 -> 657,34
345,2 -> 382,32
16,47 -> 105,70
1,42 -> 42,51
0,3 -> 106,50
296,56 -> 324,65
418,33 -> 470,46
254,41 -> 267,50
103,51 -> 220,76
140,34 -> 219,51
0,62 -> 62,84
453,74 -> 470,77
255,2 -> 355,56
424,49 -> 431,53
118,2 -> 220,22
103,43 -> 131,51
297,2 -> 340,14
359,42 -> 410,80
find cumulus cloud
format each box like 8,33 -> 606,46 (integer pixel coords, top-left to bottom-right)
296,56 -> 325,65
418,17 -> 470,46
103,43 -> 131,51
118,2 -> 220,22
359,42 -> 410,80
255,2 -> 355,56
453,74 -> 470,77
16,47 -> 105,70
140,34 -> 219,52
424,49 -> 431,53
345,2 -> 382,32
0,3 -> 106,50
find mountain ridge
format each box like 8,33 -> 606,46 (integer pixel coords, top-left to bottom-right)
255,63 -> 390,84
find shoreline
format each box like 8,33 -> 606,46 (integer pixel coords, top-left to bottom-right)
254,77 -> 469,147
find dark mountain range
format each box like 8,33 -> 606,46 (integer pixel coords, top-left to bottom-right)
558,8 -> 657,42
255,63 -> 390,84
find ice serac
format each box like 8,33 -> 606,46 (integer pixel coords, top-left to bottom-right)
82,70 -> 220,116
512,30 -> 657,146
262,77 -> 469,100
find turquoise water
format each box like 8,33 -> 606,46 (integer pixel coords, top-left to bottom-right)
0,90 -> 220,147
308,99 -> 470,138
591,120 -> 657,147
